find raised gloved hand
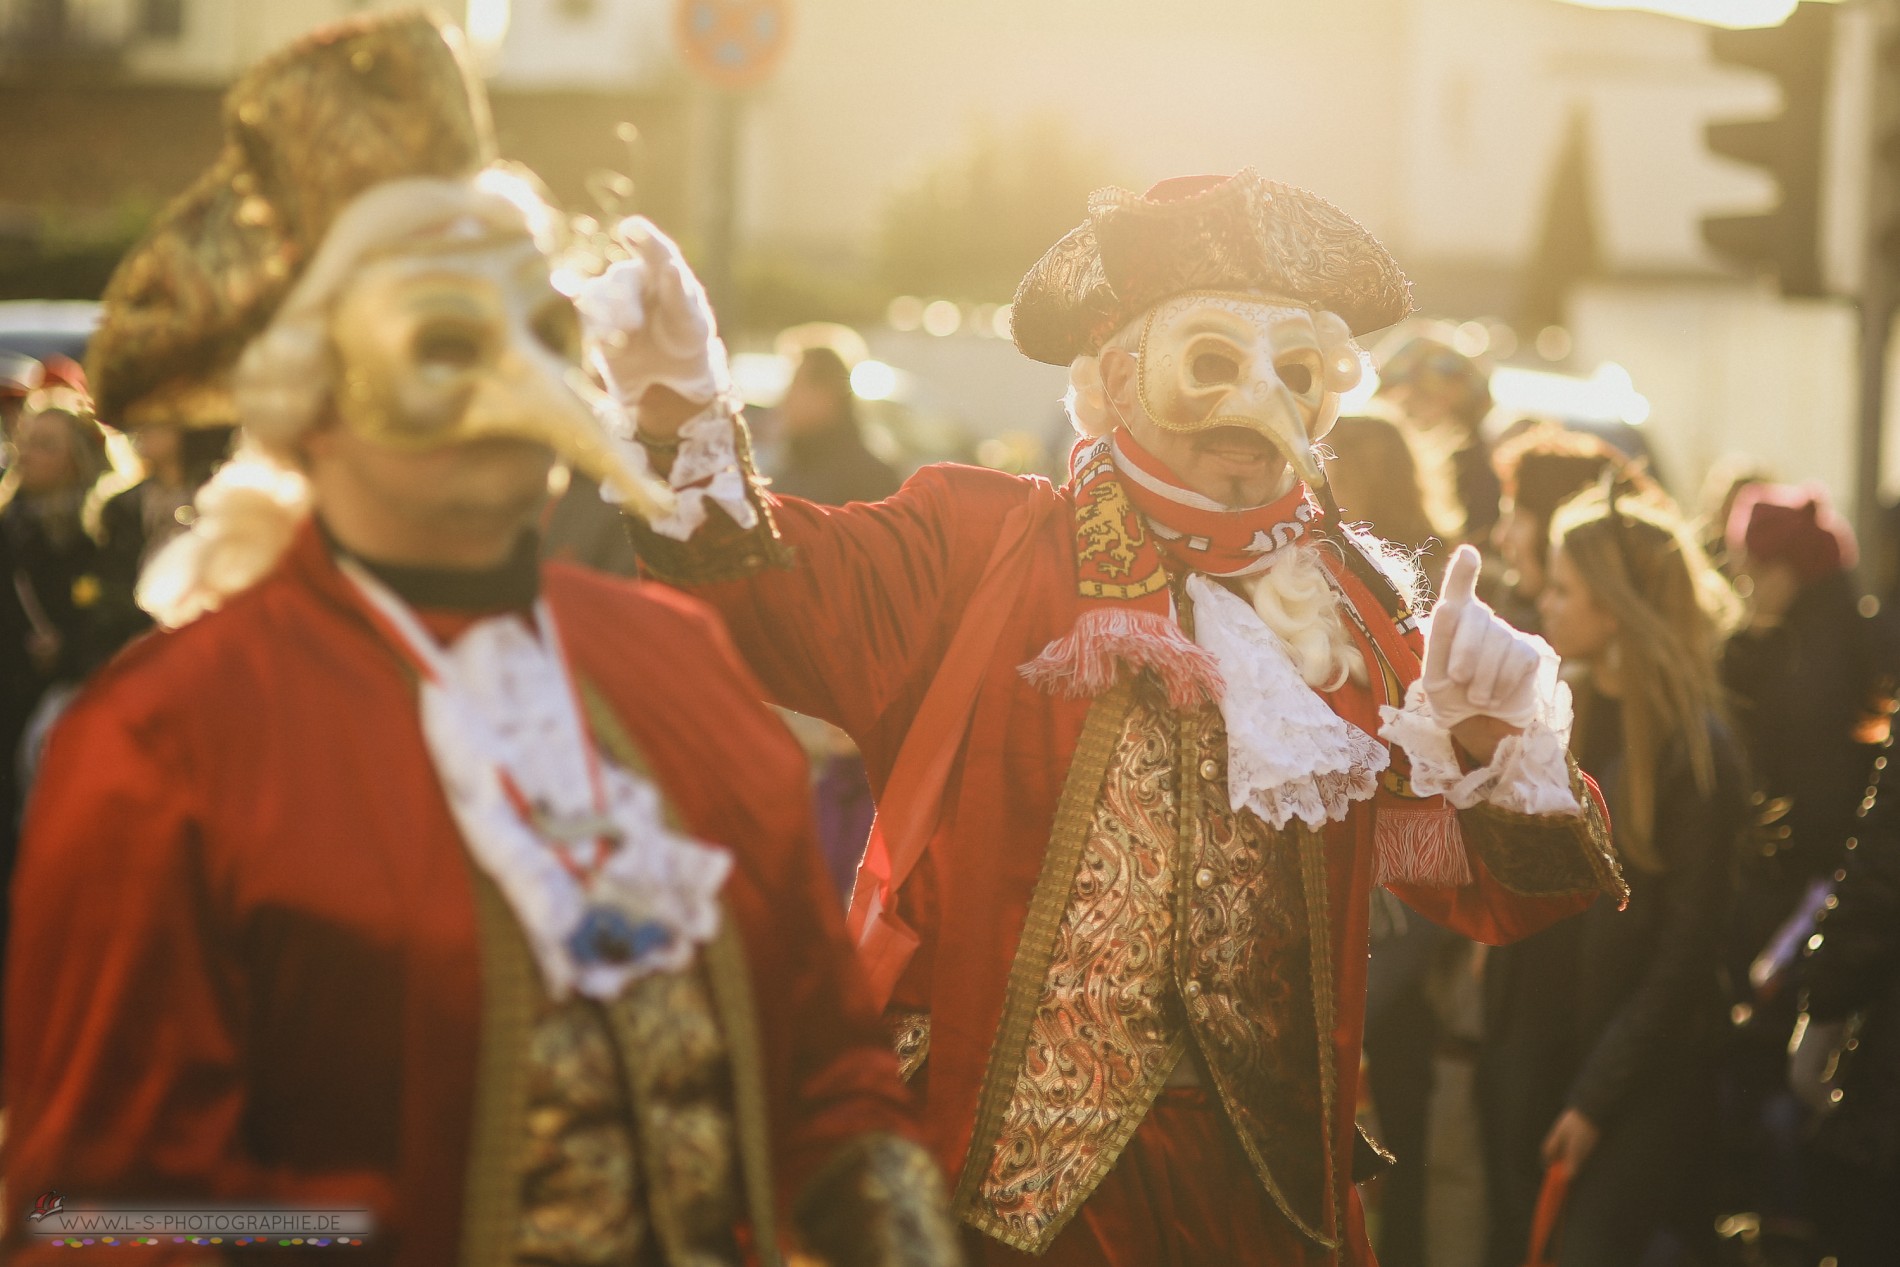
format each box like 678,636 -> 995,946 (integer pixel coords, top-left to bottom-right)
576,216 -> 730,435
1422,544 -> 1543,733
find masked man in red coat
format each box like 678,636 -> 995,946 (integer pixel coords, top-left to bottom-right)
588,172 -> 1626,1266
2,13 -> 960,1266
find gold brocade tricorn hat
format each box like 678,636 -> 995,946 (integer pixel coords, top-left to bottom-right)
87,9 -> 495,429
1009,169 -> 1415,366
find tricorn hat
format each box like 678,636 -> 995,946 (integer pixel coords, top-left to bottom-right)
1010,169 -> 1413,366
87,10 -> 496,429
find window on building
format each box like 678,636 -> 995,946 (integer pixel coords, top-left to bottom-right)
138,0 -> 184,38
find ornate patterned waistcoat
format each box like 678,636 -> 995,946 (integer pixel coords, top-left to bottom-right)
513,963 -> 743,1266
955,681 -> 1340,1253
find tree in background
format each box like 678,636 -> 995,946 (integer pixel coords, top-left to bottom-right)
877,115 -> 1114,303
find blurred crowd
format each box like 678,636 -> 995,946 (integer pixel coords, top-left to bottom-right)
1339,329 -> 1900,1267
4,313 -> 1900,1267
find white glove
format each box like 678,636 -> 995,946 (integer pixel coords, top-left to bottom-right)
576,216 -> 731,412
1421,545 -> 1544,731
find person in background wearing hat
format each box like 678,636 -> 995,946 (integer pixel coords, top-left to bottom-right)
1719,483 -> 1900,1255
595,170 -> 1623,1265
1724,484 -> 1896,939
3,14 -> 959,1266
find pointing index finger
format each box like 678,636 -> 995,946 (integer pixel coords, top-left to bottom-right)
1425,545 -> 1481,681
1442,544 -> 1481,608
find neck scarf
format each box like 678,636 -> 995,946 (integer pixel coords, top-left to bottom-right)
1019,427 -> 1469,886
1021,428 -> 1346,707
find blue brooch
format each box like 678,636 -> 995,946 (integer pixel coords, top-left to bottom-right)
566,906 -> 674,968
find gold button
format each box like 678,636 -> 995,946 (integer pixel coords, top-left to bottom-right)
1198,758 -> 1220,780
1195,868 -> 1215,890
1184,980 -> 1203,999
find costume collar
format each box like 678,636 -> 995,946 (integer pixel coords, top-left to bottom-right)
317,517 -> 540,612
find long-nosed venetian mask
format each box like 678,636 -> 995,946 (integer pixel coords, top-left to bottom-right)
259,177 -> 674,519
1133,291 -> 1364,487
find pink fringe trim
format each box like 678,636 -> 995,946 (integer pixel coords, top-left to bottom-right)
1374,803 -> 1473,888
1019,608 -> 1224,709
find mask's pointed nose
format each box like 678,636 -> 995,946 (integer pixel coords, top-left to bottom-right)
461,347 -> 677,520
1240,374 -> 1326,489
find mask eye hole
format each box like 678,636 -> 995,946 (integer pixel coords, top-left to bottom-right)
412,320 -> 489,372
1191,351 -> 1241,385
1276,357 -> 1315,395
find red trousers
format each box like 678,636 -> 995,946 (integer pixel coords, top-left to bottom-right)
965,1088 -> 1353,1266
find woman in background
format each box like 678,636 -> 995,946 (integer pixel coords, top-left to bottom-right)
1493,489 -> 1748,1265
1,391 -> 112,709
1490,421 -> 1661,633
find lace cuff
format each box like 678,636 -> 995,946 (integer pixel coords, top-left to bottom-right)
619,409 -> 791,584
1377,648 -> 1580,817
600,398 -> 758,542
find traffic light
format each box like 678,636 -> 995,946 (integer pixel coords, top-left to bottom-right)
1701,1 -> 1835,298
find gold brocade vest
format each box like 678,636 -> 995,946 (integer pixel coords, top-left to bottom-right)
512,966 -> 743,1266
956,681 -> 1340,1253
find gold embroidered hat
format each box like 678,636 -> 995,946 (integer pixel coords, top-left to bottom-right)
1009,169 -> 1414,366
87,10 -> 495,428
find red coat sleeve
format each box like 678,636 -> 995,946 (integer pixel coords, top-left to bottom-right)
638,462 -> 1043,745
3,684 -> 390,1262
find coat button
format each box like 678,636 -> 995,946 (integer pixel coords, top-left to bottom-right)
1184,980 -> 1203,999
1199,758 -> 1220,780
1195,867 -> 1216,889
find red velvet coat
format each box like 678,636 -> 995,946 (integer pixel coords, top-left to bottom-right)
640,462 -> 1610,1263
3,523 -> 912,1264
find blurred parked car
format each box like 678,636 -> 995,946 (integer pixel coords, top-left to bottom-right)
0,301 -> 101,364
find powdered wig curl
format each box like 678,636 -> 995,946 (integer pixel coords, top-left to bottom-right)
1244,543 -> 1367,691
1063,320 -> 1144,438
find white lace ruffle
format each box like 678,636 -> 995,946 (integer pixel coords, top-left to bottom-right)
1187,574 -> 1388,830
1376,640 -> 1580,817
343,565 -> 732,1000
596,400 -> 757,542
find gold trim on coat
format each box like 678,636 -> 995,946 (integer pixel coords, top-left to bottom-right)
951,679 -> 1137,1245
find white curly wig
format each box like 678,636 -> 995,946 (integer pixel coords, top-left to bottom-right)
1062,319 -> 1145,439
